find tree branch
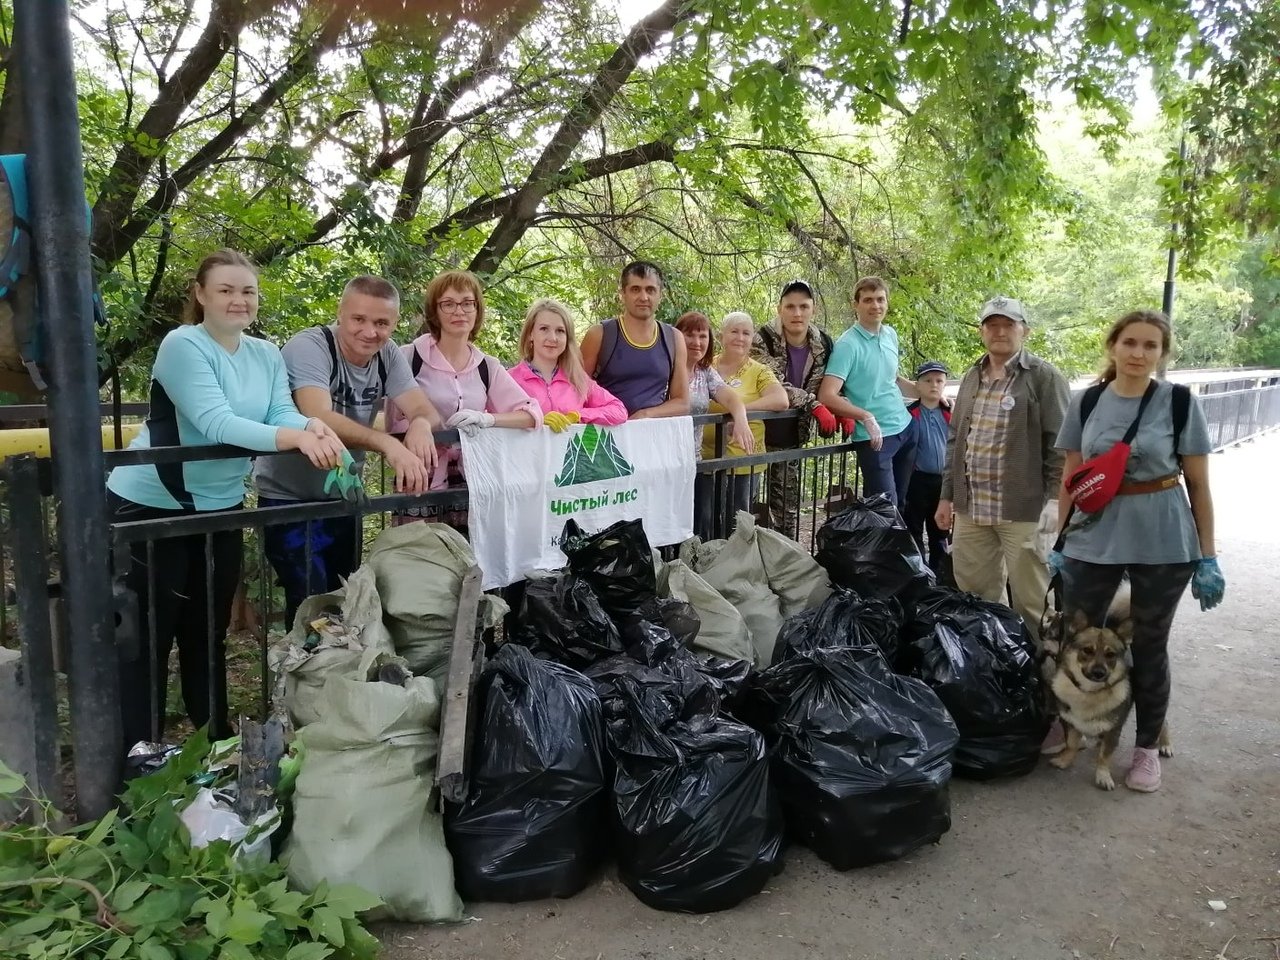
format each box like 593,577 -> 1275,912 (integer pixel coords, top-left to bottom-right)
467,0 -> 700,274
99,4 -> 348,266
90,0 -> 251,260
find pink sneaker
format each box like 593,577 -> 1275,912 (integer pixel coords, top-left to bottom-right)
1040,721 -> 1067,756
1125,747 -> 1162,793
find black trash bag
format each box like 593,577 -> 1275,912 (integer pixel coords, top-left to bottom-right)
585,652 -> 719,724
510,574 -> 623,668
561,518 -> 659,623
753,644 -> 958,869
444,645 -> 607,902
905,588 -> 1049,780
606,678 -> 784,912
692,653 -> 754,717
815,495 -> 934,603
771,588 -> 903,666
621,597 -> 701,665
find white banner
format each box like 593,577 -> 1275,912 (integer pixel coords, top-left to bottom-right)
461,417 -> 695,589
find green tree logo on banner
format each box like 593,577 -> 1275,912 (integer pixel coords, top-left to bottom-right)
553,424 -> 634,487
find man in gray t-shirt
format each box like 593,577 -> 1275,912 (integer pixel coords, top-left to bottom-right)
254,275 -> 441,626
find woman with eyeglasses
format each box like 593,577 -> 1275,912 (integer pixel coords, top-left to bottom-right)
385,270 -> 540,529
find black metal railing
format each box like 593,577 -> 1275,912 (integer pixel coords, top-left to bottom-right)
6,375 -> 1280,815
1,409 -> 861,811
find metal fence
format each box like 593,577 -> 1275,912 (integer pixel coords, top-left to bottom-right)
0,410 -> 862,813
4,375 -> 1280,814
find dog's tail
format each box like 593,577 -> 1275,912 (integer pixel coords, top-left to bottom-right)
1105,576 -> 1132,626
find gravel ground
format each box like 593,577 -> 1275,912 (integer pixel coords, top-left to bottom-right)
380,431 -> 1280,960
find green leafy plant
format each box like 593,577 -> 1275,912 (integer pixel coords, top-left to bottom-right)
0,733 -> 381,960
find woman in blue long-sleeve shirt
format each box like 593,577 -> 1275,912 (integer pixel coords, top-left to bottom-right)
108,249 -> 345,751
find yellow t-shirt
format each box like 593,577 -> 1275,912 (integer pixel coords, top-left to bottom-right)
701,356 -> 779,475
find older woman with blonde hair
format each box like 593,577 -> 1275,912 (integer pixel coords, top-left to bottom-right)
508,298 -> 627,430
703,310 -> 788,529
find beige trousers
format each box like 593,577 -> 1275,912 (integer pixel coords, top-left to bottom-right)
951,514 -> 1049,645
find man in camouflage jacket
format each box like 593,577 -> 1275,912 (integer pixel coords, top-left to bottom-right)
750,280 -> 838,538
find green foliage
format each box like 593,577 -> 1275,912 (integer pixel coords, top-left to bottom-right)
0,735 -> 381,960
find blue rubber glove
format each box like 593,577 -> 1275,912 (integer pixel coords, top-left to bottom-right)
1047,550 -> 1066,577
1190,556 -> 1225,611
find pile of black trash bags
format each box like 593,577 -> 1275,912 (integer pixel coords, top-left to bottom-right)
445,499 -> 1049,913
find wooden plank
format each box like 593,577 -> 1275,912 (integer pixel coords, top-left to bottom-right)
435,565 -> 485,805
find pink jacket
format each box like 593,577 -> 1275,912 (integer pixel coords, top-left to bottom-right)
385,335 -> 542,489
508,361 -> 628,425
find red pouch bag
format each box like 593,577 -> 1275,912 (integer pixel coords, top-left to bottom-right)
1064,380 -> 1157,513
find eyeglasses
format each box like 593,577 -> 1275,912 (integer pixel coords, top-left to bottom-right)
437,298 -> 478,314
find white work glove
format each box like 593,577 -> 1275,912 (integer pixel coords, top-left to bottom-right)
1033,498 -> 1059,563
446,409 -> 496,436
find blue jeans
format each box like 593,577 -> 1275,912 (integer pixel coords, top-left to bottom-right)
854,418 -> 918,513
259,497 -> 361,630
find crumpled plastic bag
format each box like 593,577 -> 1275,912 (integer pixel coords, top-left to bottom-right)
815,495 -> 934,604
180,787 -> 279,870
903,588 -> 1049,780
751,644 -> 957,870
445,645 -> 607,903
510,573 -> 623,668
771,588 -> 904,667
619,597 -> 700,665
605,677 -> 784,913
561,518 -> 659,624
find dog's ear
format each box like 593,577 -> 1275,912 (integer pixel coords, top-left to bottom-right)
1113,619 -> 1135,645
1068,609 -> 1090,632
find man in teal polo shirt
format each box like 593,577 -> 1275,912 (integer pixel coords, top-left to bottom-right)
818,275 -> 919,510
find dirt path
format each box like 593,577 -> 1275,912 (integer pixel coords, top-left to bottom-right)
380,432 -> 1280,960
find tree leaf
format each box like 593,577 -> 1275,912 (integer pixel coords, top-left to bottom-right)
217,943 -> 255,960
82,809 -> 119,847
284,943 -> 333,960
139,938 -> 176,960
119,888 -> 183,927
103,935 -> 133,960
307,908 -> 345,948
111,879 -> 151,912
316,885 -> 382,920
0,759 -> 26,795
224,901 -> 273,946
2,914 -> 54,937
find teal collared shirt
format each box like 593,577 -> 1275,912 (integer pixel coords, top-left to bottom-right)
825,322 -> 911,441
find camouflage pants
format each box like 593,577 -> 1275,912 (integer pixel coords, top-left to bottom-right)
1058,558 -> 1196,749
761,458 -> 801,540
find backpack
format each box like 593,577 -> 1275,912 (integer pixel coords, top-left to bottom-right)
1079,380 -> 1192,460
319,324 -> 387,396
0,154 -> 39,390
410,340 -> 492,392
0,153 -> 108,395
595,317 -> 679,379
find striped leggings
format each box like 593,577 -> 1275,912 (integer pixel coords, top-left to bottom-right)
1058,558 -> 1196,749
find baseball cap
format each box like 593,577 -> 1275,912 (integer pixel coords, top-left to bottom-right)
915,360 -> 949,378
779,279 -> 815,300
979,296 -> 1028,325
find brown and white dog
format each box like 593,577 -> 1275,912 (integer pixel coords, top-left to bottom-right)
1039,582 -> 1173,790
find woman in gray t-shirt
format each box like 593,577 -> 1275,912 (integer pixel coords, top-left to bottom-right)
1051,309 -> 1223,794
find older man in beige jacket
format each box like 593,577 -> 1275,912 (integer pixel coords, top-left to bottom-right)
935,296 -> 1069,643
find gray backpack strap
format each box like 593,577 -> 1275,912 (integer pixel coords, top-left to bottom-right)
596,318 -> 620,377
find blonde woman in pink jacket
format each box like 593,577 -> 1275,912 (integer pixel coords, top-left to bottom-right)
508,298 -> 628,430
385,270 -> 541,528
